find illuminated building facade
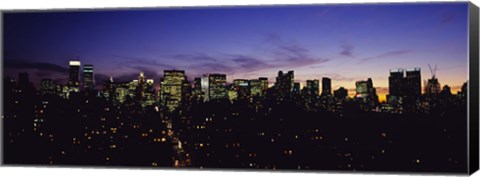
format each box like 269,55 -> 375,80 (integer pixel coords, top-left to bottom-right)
234,79 -> 250,100
355,78 -> 379,109
160,70 -> 186,111
40,79 -> 57,95
83,64 -> 95,90
249,77 -> 268,98
208,74 -> 227,100
68,60 -> 81,93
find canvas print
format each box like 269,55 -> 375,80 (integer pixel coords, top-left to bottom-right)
2,2 -> 477,174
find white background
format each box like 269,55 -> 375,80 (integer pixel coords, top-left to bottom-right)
0,0 -> 479,177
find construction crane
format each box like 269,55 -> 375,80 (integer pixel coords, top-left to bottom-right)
428,64 -> 437,79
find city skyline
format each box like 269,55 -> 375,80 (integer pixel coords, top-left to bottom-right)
2,2 -> 472,173
4,3 -> 469,102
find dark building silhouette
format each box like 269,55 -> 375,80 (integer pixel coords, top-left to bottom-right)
387,68 -> 421,112
334,87 -> 348,100
83,64 -> 95,90
305,79 -> 319,96
40,79 -> 57,95
275,70 -> 294,99
388,69 -> 404,96
18,72 -> 32,90
405,68 -> 421,97
68,60 -> 81,92
425,77 -> 441,95
355,78 -> 379,109
321,77 -> 332,97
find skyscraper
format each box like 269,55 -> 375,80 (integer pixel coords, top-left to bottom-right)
388,69 -> 404,96
275,70 -> 294,99
208,74 -> 227,100
68,60 -> 81,93
355,78 -> 379,109
160,70 -> 186,111
200,74 -> 210,101
233,79 -> 250,100
293,82 -> 301,95
425,77 -> 441,95
138,72 -> 146,99
387,68 -> 421,112
404,68 -> 421,97
321,77 -> 332,96
259,77 -> 268,96
249,77 -> 268,98
305,79 -> 319,96
193,77 -> 202,97
83,64 -> 95,90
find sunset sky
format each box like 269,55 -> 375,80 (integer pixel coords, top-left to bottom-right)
3,2 -> 469,101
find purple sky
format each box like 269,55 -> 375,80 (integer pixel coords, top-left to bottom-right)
3,2 -> 469,100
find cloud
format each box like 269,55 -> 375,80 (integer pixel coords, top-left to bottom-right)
189,62 -> 234,74
359,49 -> 414,64
325,73 -> 364,82
339,43 -> 354,57
171,53 -> 217,62
263,34 -> 331,68
376,50 -> 413,58
229,54 -> 271,69
112,55 -> 176,70
4,61 -> 69,73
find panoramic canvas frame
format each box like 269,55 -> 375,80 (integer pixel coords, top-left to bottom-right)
1,1 -> 479,175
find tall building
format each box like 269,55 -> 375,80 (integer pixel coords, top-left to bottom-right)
387,69 -> 405,112
404,68 -> 421,97
425,77 -> 441,95
388,69 -> 404,96
355,78 -> 379,109
334,87 -> 348,100
160,70 -> 186,111
193,77 -> 202,96
249,77 -> 268,98
144,79 -> 156,106
293,82 -> 301,95
138,72 -> 146,99
201,74 -> 210,101
103,76 -> 115,102
227,84 -> 238,102
233,79 -> 250,100
387,68 -> 421,112
305,79 -> 319,96
321,77 -> 332,96
40,79 -> 57,95
182,80 -> 192,100
259,77 -> 268,96
208,74 -> 227,100
83,64 -> 95,90
68,60 -> 81,93
275,70 -> 294,98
